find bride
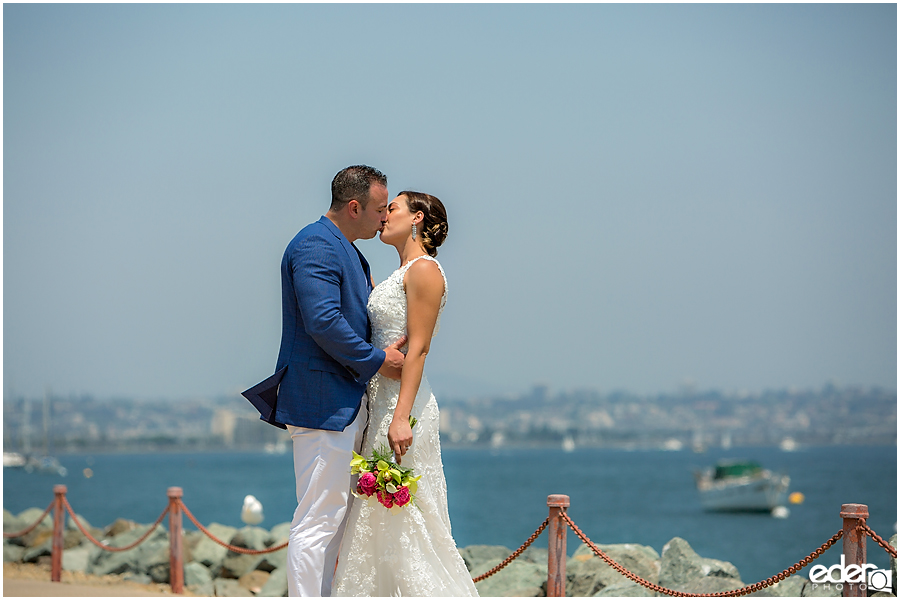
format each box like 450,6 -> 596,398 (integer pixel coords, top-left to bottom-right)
332,191 -> 479,597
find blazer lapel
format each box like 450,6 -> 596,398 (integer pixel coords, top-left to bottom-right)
318,216 -> 370,289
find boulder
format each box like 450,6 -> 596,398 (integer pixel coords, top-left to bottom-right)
62,545 -> 92,573
750,574 -> 805,597
678,576 -> 745,594
104,518 -> 140,537
257,545 -> 288,573
594,580 -> 656,596
269,522 -> 291,544
4,540 -> 26,563
192,523 -> 237,569
239,569 -> 271,594
658,537 -> 741,591
220,551 -> 267,580
124,573 -> 153,585
566,542 -> 660,597
214,577 -> 254,597
3,509 -> 24,537
22,534 -> 52,563
87,523 -> 167,577
219,527 -> 274,580
65,513 -> 103,549
473,557 -> 547,597
16,507 -> 53,530
890,534 -> 897,597
185,561 -> 215,596
258,567 -> 289,597
231,526 -> 271,551
520,546 -> 549,565
461,545 -> 513,572
21,527 -> 52,553
800,579 -> 841,596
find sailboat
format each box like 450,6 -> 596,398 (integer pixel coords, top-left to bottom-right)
9,393 -> 68,476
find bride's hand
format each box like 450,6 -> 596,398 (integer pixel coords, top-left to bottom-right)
388,417 -> 413,464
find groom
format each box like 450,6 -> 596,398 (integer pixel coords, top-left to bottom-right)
243,165 -> 406,597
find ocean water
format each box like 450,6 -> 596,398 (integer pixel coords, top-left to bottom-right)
4,445 -> 896,585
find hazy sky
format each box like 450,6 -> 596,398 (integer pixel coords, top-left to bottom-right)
3,3 -> 896,401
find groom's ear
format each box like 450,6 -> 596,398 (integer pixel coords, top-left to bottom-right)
346,199 -> 361,218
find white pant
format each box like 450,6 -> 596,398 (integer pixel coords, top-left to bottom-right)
286,395 -> 368,597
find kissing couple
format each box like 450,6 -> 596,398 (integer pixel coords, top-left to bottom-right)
244,165 -> 478,597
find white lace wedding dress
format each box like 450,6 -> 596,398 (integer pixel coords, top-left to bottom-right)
332,255 -> 478,597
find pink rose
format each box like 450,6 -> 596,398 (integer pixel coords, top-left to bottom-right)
357,472 -> 377,497
392,486 -> 411,507
376,490 -> 394,509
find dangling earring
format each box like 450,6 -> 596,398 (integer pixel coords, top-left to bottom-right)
411,223 -> 417,240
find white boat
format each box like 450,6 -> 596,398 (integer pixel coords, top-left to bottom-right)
3,452 -> 26,468
695,460 -> 789,512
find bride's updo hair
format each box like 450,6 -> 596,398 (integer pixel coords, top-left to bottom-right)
401,191 -> 448,257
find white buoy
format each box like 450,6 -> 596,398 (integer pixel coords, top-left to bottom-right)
771,506 -> 790,519
241,495 -> 264,525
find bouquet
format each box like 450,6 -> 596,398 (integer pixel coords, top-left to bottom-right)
350,417 -> 421,513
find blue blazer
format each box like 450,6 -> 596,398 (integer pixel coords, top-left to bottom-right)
243,216 -> 385,431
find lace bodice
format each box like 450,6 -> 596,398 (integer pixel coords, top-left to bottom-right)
367,255 -> 447,351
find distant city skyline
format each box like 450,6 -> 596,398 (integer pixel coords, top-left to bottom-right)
3,4 -> 896,401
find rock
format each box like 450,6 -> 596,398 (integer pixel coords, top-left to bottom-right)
801,579 -> 841,596
137,537 -> 172,583
21,522 -> 53,549
124,573 -> 153,585
239,569 -> 271,594
231,526 -> 270,551
594,580 -> 656,596
3,509 -> 24,537
4,540 -> 26,563
220,551 -> 267,580
62,545 -> 92,573
258,566 -> 289,597
185,561 -> 215,596
87,523 -> 167,577
748,574 -> 806,597
659,537 -> 742,591
678,576 -> 745,594
566,542 -> 660,597
473,557 -> 547,597
269,522 -> 291,545
65,513 -> 103,549
22,535 -> 52,563
105,518 -> 139,537
257,545 -> 288,573
16,507 -> 53,531
520,546 -> 549,565
191,523 -> 237,569
461,545 -> 513,572
890,534 -> 897,596
214,577 -> 254,596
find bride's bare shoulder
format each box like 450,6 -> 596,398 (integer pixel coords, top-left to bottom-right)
403,258 -> 444,295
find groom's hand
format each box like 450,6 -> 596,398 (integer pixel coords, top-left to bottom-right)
378,335 -> 407,380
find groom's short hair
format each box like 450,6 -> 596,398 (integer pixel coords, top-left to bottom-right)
331,165 -> 387,210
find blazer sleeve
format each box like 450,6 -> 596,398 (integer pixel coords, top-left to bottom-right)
291,235 -> 386,383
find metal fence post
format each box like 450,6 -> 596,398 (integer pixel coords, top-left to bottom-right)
168,487 -> 184,594
546,494 -> 570,597
51,485 -> 67,582
840,503 -> 868,598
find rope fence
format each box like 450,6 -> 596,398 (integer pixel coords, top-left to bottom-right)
4,486 -> 896,597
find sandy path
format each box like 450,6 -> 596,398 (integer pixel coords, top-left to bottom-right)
3,562 -> 198,597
